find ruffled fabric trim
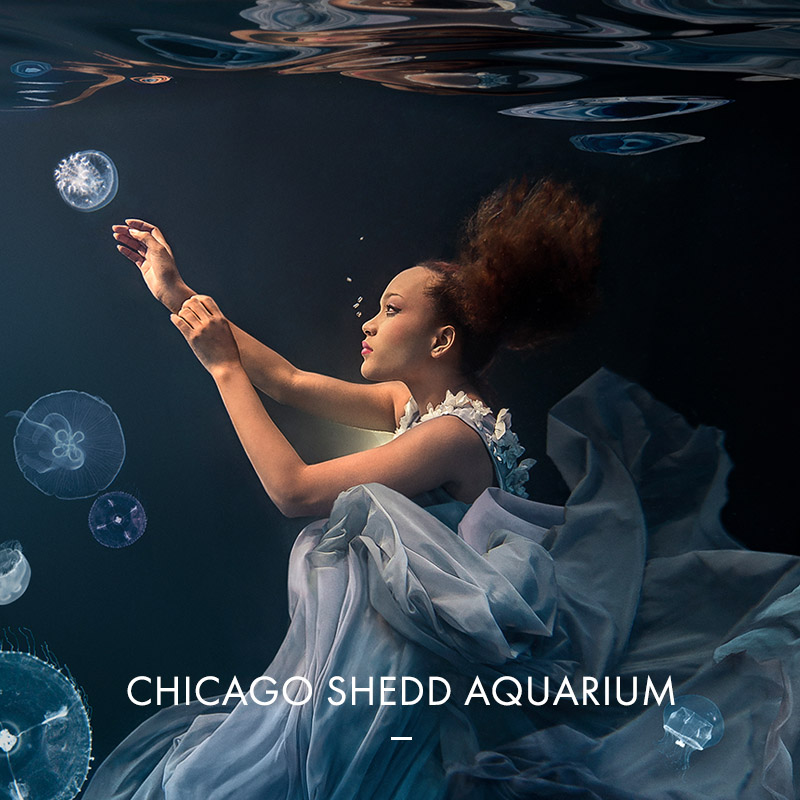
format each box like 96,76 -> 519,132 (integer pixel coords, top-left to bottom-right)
394,391 -> 535,498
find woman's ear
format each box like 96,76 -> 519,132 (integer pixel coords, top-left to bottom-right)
431,325 -> 457,358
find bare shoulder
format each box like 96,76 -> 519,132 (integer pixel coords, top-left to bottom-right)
393,412 -> 489,461
392,414 -> 494,501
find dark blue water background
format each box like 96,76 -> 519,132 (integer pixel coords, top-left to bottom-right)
0,0 -> 797,786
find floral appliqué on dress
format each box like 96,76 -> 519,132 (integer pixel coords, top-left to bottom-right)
393,390 -> 536,497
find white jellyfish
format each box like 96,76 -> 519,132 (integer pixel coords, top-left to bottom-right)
657,694 -> 724,771
7,390 -> 126,500
53,150 -> 118,212
0,542 -> 31,605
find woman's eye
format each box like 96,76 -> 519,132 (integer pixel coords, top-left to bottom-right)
385,304 -> 399,315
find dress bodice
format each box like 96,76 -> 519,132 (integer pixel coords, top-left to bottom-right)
392,390 -> 536,498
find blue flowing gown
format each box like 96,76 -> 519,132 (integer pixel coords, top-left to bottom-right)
82,369 -> 800,800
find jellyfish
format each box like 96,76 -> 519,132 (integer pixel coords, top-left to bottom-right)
0,543 -> 30,606
8,390 -> 126,500
10,60 -> 51,77
89,491 -> 147,548
657,694 -> 723,771
53,150 -> 118,212
0,638 -> 91,800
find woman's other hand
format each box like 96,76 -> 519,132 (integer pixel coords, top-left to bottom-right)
171,295 -> 242,376
113,219 -> 193,312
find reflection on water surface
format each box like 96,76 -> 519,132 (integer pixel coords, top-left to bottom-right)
0,0 -> 797,112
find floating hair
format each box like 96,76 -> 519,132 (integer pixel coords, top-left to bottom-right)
425,177 -> 601,374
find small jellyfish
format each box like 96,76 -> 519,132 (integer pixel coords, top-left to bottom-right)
0,638 -> 91,800
657,694 -> 723,771
8,390 -> 126,500
10,60 -> 51,77
89,491 -> 147,548
0,542 -> 31,605
53,150 -> 118,212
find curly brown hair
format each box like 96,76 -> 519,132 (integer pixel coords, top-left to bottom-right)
424,177 -> 601,376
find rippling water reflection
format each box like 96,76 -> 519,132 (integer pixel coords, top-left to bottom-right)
0,1 -> 797,158
500,95 -> 731,120
570,130 -> 705,154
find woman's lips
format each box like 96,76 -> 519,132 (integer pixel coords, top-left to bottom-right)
361,340 -> 373,356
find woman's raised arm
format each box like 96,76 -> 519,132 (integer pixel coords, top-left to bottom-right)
171,296 -> 491,517
113,219 -> 407,432
227,325 -> 407,432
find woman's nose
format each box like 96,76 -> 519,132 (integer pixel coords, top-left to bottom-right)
362,315 -> 377,336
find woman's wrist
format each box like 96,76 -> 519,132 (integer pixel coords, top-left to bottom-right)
210,361 -> 248,384
165,282 -> 195,313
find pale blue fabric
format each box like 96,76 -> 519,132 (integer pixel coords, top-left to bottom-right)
82,368 -> 800,800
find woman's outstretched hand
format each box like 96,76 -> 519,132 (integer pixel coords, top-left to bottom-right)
171,295 -> 242,376
113,219 -> 193,313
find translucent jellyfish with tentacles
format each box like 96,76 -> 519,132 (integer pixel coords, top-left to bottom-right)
657,694 -> 724,771
7,390 -> 126,500
0,632 -> 91,800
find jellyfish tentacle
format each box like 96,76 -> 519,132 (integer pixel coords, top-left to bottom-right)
22,453 -> 58,475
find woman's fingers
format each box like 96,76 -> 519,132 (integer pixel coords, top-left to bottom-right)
176,308 -> 199,328
126,227 -> 154,246
116,244 -> 144,267
182,295 -> 214,320
125,218 -> 169,249
194,294 -> 221,316
113,229 -> 146,256
124,218 -> 154,232
170,313 -> 192,336
181,296 -> 214,323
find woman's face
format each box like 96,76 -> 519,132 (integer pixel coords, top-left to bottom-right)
360,266 -> 443,382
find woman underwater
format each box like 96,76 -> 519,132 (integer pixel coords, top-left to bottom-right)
84,179 -> 800,800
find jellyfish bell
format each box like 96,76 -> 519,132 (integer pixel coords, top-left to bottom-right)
657,694 -> 724,771
53,150 -> 118,212
0,541 -> 31,605
0,640 -> 91,800
7,390 -> 126,500
89,491 -> 147,548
